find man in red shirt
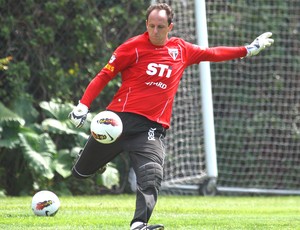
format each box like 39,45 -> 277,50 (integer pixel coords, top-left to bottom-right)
69,3 -> 273,230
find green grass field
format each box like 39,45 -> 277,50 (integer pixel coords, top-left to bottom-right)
1,195 -> 300,229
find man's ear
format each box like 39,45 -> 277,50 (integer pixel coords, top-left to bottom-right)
168,23 -> 174,32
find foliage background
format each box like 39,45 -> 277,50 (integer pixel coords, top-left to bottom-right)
1,0 -> 299,196
0,0 -> 150,196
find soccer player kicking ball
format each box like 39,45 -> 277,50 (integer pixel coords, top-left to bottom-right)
69,3 -> 274,230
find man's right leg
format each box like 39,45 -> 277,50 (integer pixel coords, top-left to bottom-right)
72,136 -> 123,179
127,130 -> 165,229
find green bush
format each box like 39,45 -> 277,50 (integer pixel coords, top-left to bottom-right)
0,100 -> 120,196
0,0 -> 150,195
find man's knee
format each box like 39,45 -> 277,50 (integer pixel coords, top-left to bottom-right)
72,166 -> 91,179
138,162 -> 163,190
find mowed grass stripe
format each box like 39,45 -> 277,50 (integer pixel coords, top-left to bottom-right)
1,195 -> 300,229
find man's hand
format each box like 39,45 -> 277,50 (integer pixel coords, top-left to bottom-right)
246,32 -> 274,57
68,102 -> 89,128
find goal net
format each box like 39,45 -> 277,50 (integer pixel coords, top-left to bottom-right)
157,0 -> 207,194
159,0 -> 300,195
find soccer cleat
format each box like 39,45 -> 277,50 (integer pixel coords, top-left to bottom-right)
131,223 -> 164,230
147,225 -> 164,230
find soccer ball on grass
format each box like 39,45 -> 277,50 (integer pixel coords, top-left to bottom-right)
90,111 -> 123,144
31,190 -> 60,216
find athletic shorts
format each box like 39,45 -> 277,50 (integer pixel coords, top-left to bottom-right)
72,111 -> 167,178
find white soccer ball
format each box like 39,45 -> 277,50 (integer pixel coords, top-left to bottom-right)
31,190 -> 60,216
90,111 -> 123,144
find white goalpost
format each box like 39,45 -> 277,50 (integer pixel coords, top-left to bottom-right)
194,0 -> 218,194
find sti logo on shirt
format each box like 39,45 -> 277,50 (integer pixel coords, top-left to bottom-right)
146,63 -> 172,78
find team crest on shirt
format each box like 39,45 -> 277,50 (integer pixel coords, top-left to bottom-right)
168,48 -> 179,60
109,54 -> 116,63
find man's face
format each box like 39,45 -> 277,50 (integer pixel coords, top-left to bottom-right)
146,9 -> 173,46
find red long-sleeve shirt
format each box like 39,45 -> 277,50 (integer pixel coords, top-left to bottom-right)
80,32 -> 247,128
